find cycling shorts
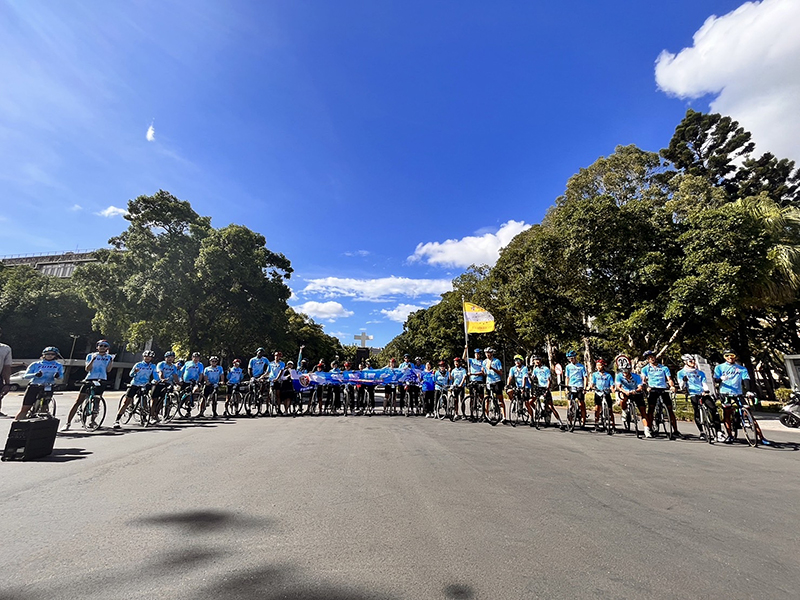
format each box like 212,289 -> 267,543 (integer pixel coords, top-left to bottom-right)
486,382 -> 503,397
647,389 -> 671,411
622,391 -> 646,409
22,384 -> 48,407
80,379 -> 107,396
125,384 -> 149,399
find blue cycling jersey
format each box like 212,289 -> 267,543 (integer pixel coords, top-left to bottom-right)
434,370 -> 449,390
615,372 -> 642,392
642,364 -> 671,389
181,360 -> 203,382
24,360 -> 64,386
451,367 -> 467,387
591,371 -> 614,391
156,361 -> 179,382
86,352 -> 113,380
482,358 -> 503,384
714,362 -> 750,395
509,365 -> 530,388
531,366 -> 551,388
565,363 -> 586,388
676,367 -> 707,395
421,370 -> 435,392
227,367 -> 244,385
468,358 -> 485,381
267,360 -> 285,381
204,365 -> 223,385
130,361 -> 156,386
249,357 -> 267,377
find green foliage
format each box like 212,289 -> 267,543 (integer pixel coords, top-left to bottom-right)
0,265 -> 96,357
775,388 -> 793,403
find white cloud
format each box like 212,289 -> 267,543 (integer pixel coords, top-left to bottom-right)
96,206 -> 127,218
655,0 -> 800,161
380,303 -> 425,323
69,204 -> 82,211
294,300 -> 354,322
146,124 -> 155,142
302,276 -> 452,302
408,220 -> 531,268
344,250 -> 370,257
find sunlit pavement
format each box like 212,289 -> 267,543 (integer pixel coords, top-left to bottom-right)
2,391 -> 800,599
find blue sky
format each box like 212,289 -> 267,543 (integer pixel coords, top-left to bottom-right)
2,0 -> 798,348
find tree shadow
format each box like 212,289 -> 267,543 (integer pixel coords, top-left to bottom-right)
444,583 -> 476,599
134,509 -> 274,534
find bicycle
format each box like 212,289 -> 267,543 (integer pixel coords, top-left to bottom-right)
484,385 -> 504,426
565,386 -> 585,432
650,391 -> 674,439
24,384 -> 57,419
434,387 -> 454,421
727,395 -> 762,447
177,384 -> 202,419
594,390 -> 615,435
618,392 -> 640,438
119,385 -> 151,427
507,387 -> 530,426
466,382 -> 485,422
225,383 -> 245,417
159,384 -> 180,423
244,379 -> 266,416
76,380 -> 107,431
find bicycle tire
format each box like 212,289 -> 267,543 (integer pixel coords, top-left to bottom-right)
163,391 -> 179,423
447,392 -> 455,421
82,396 -> 106,431
700,404 -> 716,444
658,401 -> 673,438
630,405 -> 640,438
603,399 -> 614,435
567,399 -> 580,432
741,407 -> 760,447
138,394 -> 150,427
485,394 -> 501,426
119,394 -> 136,424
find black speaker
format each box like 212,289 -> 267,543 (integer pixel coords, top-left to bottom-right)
2,417 -> 60,461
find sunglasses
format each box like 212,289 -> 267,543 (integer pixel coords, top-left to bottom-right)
97,344 -> 109,348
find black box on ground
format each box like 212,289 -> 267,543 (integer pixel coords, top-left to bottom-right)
2,417 -> 60,461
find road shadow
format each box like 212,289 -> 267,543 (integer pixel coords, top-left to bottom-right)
43,447 -> 92,462
444,583 -> 476,599
133,509 -> 275,534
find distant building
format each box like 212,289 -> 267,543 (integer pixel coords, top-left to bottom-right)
0,250 -> 99,278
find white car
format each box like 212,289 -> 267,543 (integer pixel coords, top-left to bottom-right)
7,369 -> 65,391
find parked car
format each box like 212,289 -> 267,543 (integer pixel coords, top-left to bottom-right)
7,369 -> 65,391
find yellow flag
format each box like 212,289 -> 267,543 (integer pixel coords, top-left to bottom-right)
463,301 -> 495,333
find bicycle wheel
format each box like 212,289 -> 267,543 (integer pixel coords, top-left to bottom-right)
567,399 -> 579,432
138,395 -> 150,427
740,407 -> 760,447
447,393 -> 456,421
83,396 -> 106,431
120,394 -> 136,424
700,404 -> 716,444
486,395 -> 501,426
603,400 -> 614,435
163,391 -> 179,423
622,404 -> 632,432
630,405 -> 640,437
45,396 -> 57,418
657,401 -> 673,438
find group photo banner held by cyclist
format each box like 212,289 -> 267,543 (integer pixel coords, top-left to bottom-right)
292,367 -> 424,390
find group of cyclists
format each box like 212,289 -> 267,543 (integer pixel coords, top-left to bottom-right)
14,339 -> 761,444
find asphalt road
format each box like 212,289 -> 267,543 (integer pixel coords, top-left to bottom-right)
1,391 -> 800,600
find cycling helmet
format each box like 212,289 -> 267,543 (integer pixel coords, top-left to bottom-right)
256,347 -> 265,353
164,351 -> 176,358
531,355 -> 543,361
209,356 -> 219,361
596,358 -> 607,366
642,350 -> 656,359
722,349 -> 736,356
566,350 -> 577,358
514,354 -> 524,362
300,358 -> 308,365
681,354 -> 695,363
233,358 -> 241,365
473,348 -> 482,354
403,353 -> 410,358
453,357 -> 462,362
274,351 -> 283,356
414,356 -> 422,362
344,362 -> 352,368
42,346 -> 62,358
485,347 -> 495,353
192,351 -> 201,357
438,360 -> 447,366
96,339 -> 110,348
143,350 -> 156,358
287,361 -> 295,367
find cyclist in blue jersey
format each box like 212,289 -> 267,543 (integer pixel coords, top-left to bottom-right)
677,354 -> 724,441
641,350 -> 682,439
463,346 -> 486,416
564,351 -> 587,428
482,348 -> 507,423
588,358 -> 615,432
65,339 -> 114,430
713,349 -> 755,442
200,356 -> 225,418
383,357 -> 400,413
529,355 -> 563,428
422,361 -> 437,417
150,351 -> 180,421
506,354 -> 530,416
181,352 -> 204,389
450,357 -> 467,419
248,348 -> 268,379
266,351 -> 286,413
113,350 -> 157,429
16,346 -> 64,420
328,360 -> 343,413
615,364 -> 647,433
224,358 -> 245,416
397,354 -> 412,411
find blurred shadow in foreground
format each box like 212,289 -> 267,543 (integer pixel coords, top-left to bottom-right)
133,509 -> 274,534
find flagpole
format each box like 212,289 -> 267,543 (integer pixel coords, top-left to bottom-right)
462,295 -> 469,350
